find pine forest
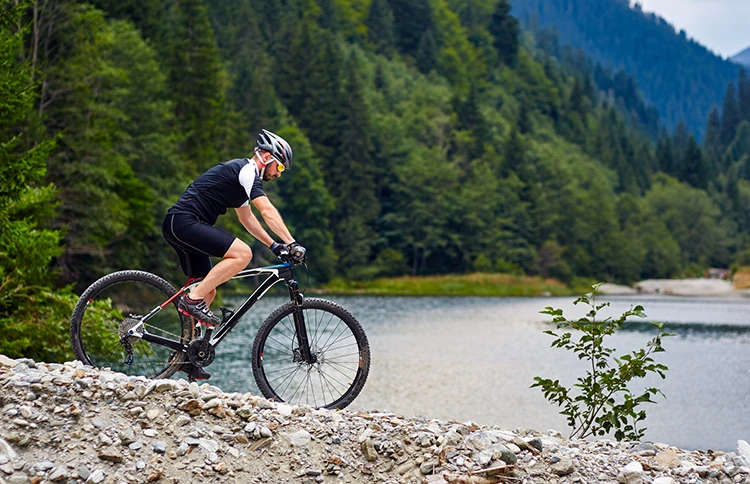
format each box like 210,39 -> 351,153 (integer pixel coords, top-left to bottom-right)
2,0 -> 750,360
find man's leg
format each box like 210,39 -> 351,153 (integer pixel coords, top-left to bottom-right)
188,238 -> 253,301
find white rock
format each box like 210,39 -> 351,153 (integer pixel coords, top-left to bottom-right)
281,430 -> 312,449
653,477 -> 676,484
617,461 -> 644,484
0,355 -> 18,368
0,438 -> 17,459
738,440 -> 750,466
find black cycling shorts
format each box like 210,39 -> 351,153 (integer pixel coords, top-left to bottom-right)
162,213 -> 236,279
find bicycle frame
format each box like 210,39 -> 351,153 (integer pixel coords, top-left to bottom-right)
133,262 -> 308,357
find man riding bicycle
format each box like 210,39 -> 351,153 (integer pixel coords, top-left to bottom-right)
162,129 -> 305,380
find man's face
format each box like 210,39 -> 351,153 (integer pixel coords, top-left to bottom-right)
262,152 -> 283,181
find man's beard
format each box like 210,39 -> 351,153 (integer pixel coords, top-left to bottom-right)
262,171 -> 273,181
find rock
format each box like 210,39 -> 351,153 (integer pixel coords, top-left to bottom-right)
617,461 -> 644,484
119,428 -> 136,445
0,438 -> 16,459
98,446 -> 124,463
361,439 -> 378,461
49,467 -> 67,482
466,431 -> 492,451
36,461 -> 54,472
655,449 -> 681,468
738,440 -> 750,466
281,430 -> 312,449
143,428 -> 158,437
152,441 -> 167,454
77,466 -> 91,480
492,444 -> 517,465
652,477 -> 676,484
550,457 -> 575,476
86,469 -> 105,484
91,417 -> 108,429
0,355 -> 18,367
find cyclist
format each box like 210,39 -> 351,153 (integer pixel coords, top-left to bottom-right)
162,129 -> 305,380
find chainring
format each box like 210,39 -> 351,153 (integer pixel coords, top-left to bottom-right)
187,339 -> 215,368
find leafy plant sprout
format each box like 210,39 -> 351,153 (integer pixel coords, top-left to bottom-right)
532,283 -> 674,441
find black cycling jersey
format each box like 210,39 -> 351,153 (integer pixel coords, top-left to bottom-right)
168,158 -> 265,225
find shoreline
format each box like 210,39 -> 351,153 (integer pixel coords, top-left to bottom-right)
1,355 -> 750,483
317,274 -> 749,298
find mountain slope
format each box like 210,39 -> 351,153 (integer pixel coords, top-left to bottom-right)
732,46 -> 750,67
511,0 -> 740,137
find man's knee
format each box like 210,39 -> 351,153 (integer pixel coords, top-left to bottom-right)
228,240 -> 253,265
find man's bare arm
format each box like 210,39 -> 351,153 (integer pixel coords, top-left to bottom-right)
234,205 -> 275,247
250,196 -> 295,244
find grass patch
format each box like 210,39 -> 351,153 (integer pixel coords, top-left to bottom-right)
317,273 -> 590,297
732,266 -> 750,289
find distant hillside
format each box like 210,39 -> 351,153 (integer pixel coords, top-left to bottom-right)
733,46 -> 750,67
511,0 -> 740,137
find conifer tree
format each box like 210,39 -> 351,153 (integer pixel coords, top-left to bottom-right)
0,0 -> 71,360
681,135 -> 710,189
739,68 -> 750,123
167,0 -> 227,173
488,0 -> 519,67
330,59 -> 379,274
720,82 -> 742,149
366,0 -> 396,56
704,106 -> 722,166
415,29 -> 438,74
387,0 -> 433,57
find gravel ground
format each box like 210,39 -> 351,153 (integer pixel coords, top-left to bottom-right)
1,355 -> 750,484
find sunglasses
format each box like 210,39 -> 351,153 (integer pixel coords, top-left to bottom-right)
272,156 -> 285,173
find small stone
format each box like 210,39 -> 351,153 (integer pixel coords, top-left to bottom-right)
492,444 -> 517,465
653,478 -> 676,484
119,428 -> 136,445
306,469 -> 322,476
86,469 -> 105,484
655,449 -> 681,469
7,474 -> 29,484
143,429 -> 158,438
361,439 -> 378,461
175,416 -> 191,427
526,438 -> 543,452
152,441 -> 167,454
36,461 -> 55,472
176,442 -> 189,456
617,461 -> 644,484
0,355 -> 17,367
466,431 -> 492,451
146,408 -> 161,421
49,467 -> 67,481
78,466 -> 91,480
282,430 -> 311,449
91,417 -> 108,429
129,441 -> 143,451
551,457 -> 575,476
98,446 -> 124,463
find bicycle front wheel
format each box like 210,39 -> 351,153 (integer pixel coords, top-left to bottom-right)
252,298 -> 370,409
70,271 -> 192,379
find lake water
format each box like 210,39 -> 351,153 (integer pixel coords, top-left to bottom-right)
201,293 -> 750,452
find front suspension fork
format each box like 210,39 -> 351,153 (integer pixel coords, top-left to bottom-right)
289,280 -> 316,364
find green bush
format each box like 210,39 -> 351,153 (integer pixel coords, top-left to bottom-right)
532,283 -> 672,441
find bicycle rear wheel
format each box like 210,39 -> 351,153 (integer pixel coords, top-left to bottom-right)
70,271 -> 192,379
252,298 -> 370,409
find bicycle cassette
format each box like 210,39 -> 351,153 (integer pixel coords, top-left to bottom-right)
187,339 -> 215,368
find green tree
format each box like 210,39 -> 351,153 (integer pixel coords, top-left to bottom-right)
365,0 -> 396,55
488,0 -> 518,67
0,0 -> 73,361
703,106 -> 722,166
721,82 -> 742,150
166,0 -> 228,173
329,59 -> 380,275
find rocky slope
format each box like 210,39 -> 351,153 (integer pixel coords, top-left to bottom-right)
1,355 -> 749,484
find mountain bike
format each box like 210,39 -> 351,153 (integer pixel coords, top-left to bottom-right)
69,257 -> 370,409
